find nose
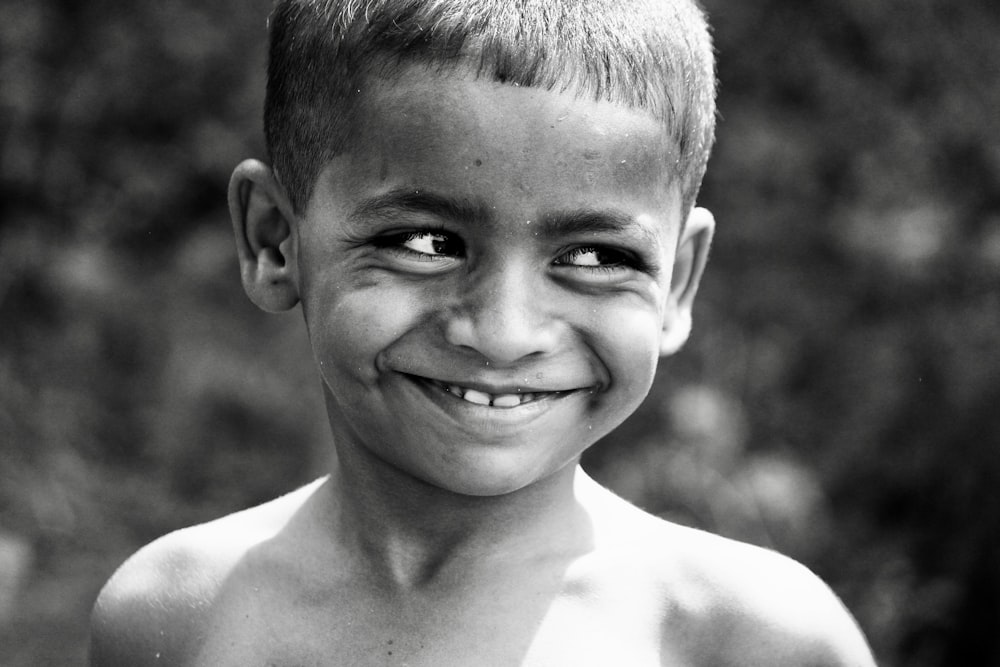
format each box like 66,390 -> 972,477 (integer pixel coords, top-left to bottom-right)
443,259 -> 560,365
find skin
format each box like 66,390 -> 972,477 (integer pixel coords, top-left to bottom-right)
89,66 -> 876,666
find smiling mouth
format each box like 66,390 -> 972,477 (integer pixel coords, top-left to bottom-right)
419,378 -> 569,408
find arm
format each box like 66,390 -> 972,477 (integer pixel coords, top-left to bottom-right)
89,538 -> 212,667
89,584 -> 162,667
719,553 -> 876,667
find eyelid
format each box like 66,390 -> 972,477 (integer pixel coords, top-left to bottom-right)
370,229 -> 464,272
373,228 -> 461,250
553,244 -> 655,274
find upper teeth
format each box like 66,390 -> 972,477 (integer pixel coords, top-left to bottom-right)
444,384 -> 538,407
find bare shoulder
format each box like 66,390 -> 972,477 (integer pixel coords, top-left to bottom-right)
668,526 -> 876,666
88,478 -> 326,667
580,477 -> 875,667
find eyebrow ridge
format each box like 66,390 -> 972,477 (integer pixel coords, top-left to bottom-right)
539,208 -> 663,250
350,188 -> 490,225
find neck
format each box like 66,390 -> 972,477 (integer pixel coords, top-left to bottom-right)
321,441 -> 594,590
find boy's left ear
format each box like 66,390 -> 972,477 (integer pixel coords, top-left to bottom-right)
660,207 -> 715,355
229,159 -> 300,312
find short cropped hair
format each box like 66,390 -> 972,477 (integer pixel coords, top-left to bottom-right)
265,0 -> 717,216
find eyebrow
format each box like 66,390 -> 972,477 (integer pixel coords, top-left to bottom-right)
538,208 -> 664,252
349,189 -> 490,226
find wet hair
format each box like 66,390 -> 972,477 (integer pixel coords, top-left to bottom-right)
265,0 -> 717,215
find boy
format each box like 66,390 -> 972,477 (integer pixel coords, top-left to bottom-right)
90,0 -> 876,665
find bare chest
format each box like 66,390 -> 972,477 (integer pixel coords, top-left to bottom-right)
189,574 -> 668,667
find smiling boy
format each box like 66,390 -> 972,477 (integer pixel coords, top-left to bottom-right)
89,1 -> 876,665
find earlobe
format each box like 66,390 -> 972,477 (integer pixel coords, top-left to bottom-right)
229,159 -> 300,312
660,207 -> 715,356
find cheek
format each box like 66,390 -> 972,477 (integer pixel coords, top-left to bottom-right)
591,303 -> 663,398
307,282 -> 427,384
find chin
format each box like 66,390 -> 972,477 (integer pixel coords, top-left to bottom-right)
416,456 -> 573,499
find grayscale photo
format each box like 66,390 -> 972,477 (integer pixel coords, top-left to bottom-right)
1,2 -> 996,665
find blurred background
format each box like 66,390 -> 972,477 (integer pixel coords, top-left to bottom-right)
1,0 -> 998,664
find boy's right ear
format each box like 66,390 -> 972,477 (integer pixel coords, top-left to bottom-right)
228,159 -> 300,312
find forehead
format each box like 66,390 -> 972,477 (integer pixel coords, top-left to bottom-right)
313,65 -> 682,230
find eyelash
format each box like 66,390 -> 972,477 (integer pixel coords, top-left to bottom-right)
373,230 -> 464,260
552,246 -> 643,272
373,230 -> 648,274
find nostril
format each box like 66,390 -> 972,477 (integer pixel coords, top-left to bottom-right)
442,304 -> 558,365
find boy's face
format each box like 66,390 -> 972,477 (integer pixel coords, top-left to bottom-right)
236,65 -> 712,497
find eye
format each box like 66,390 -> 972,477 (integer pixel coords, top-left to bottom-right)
370,229 -> 464,274
554,246 -> 635,270
551,245 -> 655,286
397,231 -> 461,257
375,230 -> 463,259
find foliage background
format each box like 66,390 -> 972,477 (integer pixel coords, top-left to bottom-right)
1,1 -> 997,664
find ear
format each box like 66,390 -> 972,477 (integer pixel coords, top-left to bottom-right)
660,207 -> 715,355
229,159 -> 300,312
